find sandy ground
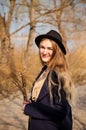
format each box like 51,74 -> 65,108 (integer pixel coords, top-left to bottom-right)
73,84 -> 86,130
0,92 -> 28,130
0,85 -> 86,130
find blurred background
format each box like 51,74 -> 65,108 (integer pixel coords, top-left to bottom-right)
0,0 -> 86,130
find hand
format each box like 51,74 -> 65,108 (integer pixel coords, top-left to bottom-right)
22,100 -> 31,111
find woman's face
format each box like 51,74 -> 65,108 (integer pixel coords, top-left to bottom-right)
39,39 -> 53,64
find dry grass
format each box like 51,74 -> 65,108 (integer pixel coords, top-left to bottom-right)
68,43 -> 86,85
0,43 -> 86,99
0,47 -> 41,99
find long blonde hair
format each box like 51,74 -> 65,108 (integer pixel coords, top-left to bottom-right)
39,39 -> 75,105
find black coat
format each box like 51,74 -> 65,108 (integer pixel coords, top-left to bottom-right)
24,70 -> 72,130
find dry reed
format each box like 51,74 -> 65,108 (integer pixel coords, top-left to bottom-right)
68,43 -> 86,85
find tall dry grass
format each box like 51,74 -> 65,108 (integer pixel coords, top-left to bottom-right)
0,47 -> 41,99
68,43 -> 86,85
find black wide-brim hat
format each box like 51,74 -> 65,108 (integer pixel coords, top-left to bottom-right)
35,30 -> 66,55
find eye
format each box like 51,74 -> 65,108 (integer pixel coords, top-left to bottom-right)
39,45 -> 45,49
47,47 -> 53,51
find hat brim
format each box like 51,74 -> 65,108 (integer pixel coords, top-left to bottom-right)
35,34 -> 66,55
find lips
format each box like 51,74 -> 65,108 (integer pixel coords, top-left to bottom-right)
41,54 -> 51,63
42,54 -> 49,58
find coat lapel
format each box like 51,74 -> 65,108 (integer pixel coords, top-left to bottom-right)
37,78 -> 49,102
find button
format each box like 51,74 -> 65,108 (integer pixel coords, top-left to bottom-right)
32,97 -> 36,101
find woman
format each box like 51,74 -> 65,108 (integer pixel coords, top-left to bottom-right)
23,30 -> 74,130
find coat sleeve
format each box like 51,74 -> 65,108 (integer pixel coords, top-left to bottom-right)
24,71 -> 68,121
24,100 -> 67,120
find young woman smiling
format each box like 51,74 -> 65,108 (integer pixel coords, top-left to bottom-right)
22,30 -> 74,130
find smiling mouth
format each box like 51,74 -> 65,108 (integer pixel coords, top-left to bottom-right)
42,55 -> 49,58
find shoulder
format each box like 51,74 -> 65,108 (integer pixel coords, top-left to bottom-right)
48,70 -> 59,84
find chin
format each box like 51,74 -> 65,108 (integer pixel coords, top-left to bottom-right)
42,59 -> 49,63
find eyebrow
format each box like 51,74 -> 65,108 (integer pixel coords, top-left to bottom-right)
39,45 -> 53,49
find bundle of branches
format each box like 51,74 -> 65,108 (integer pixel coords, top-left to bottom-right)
11,71 -> 27,101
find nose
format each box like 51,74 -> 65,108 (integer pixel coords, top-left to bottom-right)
43,48 -> 47,54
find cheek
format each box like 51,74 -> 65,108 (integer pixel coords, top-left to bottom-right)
49,52 -> 54,61
50,51 -> 53,57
